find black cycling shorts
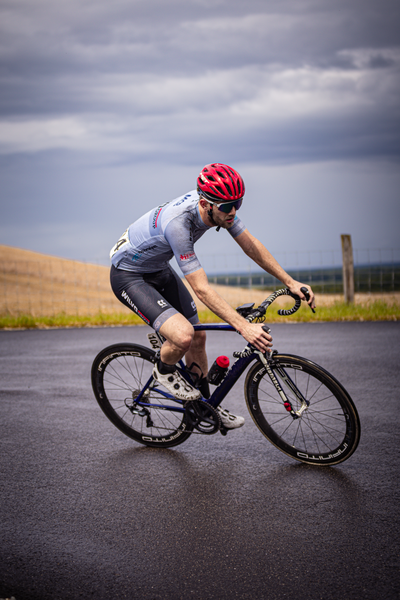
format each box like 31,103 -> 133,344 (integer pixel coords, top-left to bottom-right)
110,265 -> 199,331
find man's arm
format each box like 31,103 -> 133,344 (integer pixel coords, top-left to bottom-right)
234,229 -> 316,308
185,268 -> 272,353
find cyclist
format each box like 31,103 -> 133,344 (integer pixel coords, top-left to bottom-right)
110,163 -> 315,429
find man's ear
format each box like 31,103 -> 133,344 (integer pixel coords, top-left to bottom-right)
199,198 -> 209,210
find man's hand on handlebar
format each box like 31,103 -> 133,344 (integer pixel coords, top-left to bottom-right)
240,321 -> 273,353
287,281 -> 316,311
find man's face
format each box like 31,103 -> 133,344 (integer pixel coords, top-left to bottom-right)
211,203 -> 237,229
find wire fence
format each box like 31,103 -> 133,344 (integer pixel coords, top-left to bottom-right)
208,263 -> 400,294
205,248 -> 400,294
0,246 -> 399,317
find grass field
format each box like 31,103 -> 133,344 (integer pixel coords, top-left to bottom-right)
1,245 -> 399,329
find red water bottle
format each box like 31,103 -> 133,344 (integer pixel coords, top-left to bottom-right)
207,355 -> 230,385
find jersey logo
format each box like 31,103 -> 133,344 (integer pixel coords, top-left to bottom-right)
180,252 -> 195,261
152,202 -> 168,229
174,193 -> 192,206
121,290 -> 150,324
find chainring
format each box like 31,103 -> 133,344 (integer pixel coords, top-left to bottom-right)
185,399 -> 221,434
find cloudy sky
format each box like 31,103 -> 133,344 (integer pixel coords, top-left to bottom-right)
1,0 -> 399,272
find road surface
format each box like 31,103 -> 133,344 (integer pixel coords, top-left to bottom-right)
0,322 -> 399,599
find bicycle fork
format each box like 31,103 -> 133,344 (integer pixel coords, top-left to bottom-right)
257,351 -> 310,419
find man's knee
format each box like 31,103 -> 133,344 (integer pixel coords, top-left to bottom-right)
177,326 -> 195,354
160,315 -> 194,354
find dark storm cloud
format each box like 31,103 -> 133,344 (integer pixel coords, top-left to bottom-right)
0,0 -> 399,164
1,0 -> 399,82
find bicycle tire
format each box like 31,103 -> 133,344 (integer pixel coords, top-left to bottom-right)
91,343 -> 193,448
245,354 -> 360,466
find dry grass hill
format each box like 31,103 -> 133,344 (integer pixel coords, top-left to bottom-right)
0,245 -> 283,317
1,245 -> 398,319
1,245 -> 121,316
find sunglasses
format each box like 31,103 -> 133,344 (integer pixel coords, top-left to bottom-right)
206,198 -> 243,213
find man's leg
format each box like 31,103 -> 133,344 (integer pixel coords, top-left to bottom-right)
110,267 -> 201,400
149,292 -> 244,425
158,315 -> 207,383
182,328 -> 207,391
184,329 -> 210,398
158,312 -> 210,397
184,330 -> 208,378
152,313 -> 202,401
156,268 -> 208,380
111,267 -> 242,421
158,312 -> 196,365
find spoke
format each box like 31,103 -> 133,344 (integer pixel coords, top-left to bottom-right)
276,416 -> 297,439
302,413 -> 344,446
305,411 -> 346,433
118,356 -> 139,380
265,414 -> 292,427
104,362 -> 138,389
257,383 -> 283,405
289,418 -> 305,450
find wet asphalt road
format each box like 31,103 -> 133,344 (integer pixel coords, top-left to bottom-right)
0,322 -> 399,600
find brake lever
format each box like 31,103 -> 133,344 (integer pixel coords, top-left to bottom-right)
300,286 -> 316,313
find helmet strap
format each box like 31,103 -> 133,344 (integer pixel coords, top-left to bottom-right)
207,206 -> 221,232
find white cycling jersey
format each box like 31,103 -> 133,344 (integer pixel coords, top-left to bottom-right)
110,190 -> 246,276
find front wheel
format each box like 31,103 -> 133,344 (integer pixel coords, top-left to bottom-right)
91,343 -> 193,448
245,354 -> 360,466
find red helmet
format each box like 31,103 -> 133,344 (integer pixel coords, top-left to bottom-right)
197,163 -> 245,202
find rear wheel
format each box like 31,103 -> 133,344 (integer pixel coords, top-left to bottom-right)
91,343 -> 193,448
245,354 -> 360,465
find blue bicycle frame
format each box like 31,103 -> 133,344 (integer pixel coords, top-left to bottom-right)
133,323 -> 258,412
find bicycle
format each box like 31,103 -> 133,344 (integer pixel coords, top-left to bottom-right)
91,288 -> 360,466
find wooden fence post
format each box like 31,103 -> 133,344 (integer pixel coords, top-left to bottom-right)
341,234 -> 354,303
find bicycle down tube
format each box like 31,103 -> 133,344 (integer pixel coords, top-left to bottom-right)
185,323 -> 308,415
136,323 -> 306,416
134,323 -> 257,412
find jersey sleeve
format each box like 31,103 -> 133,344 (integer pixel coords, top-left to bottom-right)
164,219 -> 203,276
227,215 -> 246,238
